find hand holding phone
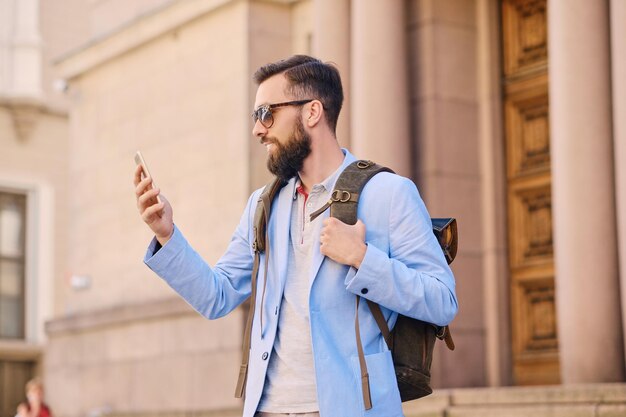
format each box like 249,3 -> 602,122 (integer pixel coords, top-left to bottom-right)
134,151 -> 162,203
134,150 -> 174,243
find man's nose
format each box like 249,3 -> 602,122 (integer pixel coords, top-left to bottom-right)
252,119 -> 267,138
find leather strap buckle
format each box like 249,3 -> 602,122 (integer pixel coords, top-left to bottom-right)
331,190 -> 352,203
356,160 -> 373,169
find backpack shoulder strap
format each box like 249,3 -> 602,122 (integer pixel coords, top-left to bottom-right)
309,160 -> 394,223
328,161 -> 455,410
253,177 -> 287,252
321,160 -> 393,410
235,176 -> 286,399
331,160 -> 394,225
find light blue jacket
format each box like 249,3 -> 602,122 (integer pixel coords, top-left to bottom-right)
144,150 -> 458,417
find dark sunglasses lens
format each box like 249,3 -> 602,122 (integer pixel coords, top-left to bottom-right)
260,108 -> 272,127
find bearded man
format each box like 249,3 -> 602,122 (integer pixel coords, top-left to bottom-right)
134,55 -> 457,417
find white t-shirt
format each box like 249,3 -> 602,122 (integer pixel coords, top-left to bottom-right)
258,168 -> 342,413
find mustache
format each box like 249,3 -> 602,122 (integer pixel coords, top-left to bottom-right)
260,137 -> 278,145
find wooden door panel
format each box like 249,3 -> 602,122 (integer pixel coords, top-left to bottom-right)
505,74 -> 550,180
508,177 -> 553,269
502,0 -> 548,76
0,360 -> 35,417
502,0 -> 559,385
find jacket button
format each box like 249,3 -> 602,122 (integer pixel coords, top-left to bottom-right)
361,288 -> 369,294
262,352 -> 269,360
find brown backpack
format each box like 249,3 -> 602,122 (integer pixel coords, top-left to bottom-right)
235,160 -> 458,410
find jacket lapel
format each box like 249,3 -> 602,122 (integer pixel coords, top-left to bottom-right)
262,177 -> 295,335
308,150 -> 357,288
308,209 -> 329,288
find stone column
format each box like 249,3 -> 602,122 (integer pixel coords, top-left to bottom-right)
548,0 -> 624,382
351,0 -> 410,177
313,0 -> 351,148
10,0 -> 42,97
611,0 -> 626,365
476,0 -> 511,387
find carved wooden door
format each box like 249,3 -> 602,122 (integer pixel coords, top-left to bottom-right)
501,0 -> 560,384
0,360 -> 36,417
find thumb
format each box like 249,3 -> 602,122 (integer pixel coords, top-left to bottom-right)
354,219 -> 366,236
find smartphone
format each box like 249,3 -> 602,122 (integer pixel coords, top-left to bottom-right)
134,151 -> 163,214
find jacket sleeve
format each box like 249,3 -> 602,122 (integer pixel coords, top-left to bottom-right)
143,190 -> 259,319
344,176 -> 458,326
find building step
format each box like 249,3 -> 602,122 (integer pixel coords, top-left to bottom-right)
403,383 -> 626,417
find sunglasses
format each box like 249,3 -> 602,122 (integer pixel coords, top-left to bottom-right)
252,99 -> 314,128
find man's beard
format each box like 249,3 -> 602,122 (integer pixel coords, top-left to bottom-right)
266,119 -> 312,181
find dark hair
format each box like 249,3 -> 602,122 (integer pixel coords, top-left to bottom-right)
253,55 -> 344,134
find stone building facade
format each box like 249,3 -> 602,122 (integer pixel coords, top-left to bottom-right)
2,1 -> 626,417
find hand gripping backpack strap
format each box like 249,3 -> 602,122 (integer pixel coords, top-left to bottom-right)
310,160 -> 393,223
316,160 -> 457,409
312,160 -> 393,410
235,177 -> 286,399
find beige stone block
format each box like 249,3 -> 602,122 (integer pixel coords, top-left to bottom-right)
403,391 -> 451,417
105,321 -> 164,362
436,100 -> 479,176
408,0 -> 477,28
247,0 -> 292,191
172,176 -> 245,254
411,100 -> 436,178
46,334 -> 80,369
432,329 -> 486,388
451,383 -> 626,405
434,26 -> 477,103
160,314 -> 242,354
292,0 -> 313,54
102,361 -> 133,412
409,23 -> 477,103
403,410 -> 444,417
599,404 -> 626,417
90,0 -> 172,38
448,405 -> 596,417
80,330 -> 107,365
601,383 -> 626,401
413,98 -> 480,178
117,262 -> 177,307
419,175 -> 482,253
188,350 -> 242,410
130,355 -> 191,411
449,253 -> 484,329
45,366 -> 84,417
172,90 -> 213,137
249,1 -> 291,39
40,0 -> 90,109
409,24 -> 433,102
79,363 -> 109,412
107,409 -> 243,417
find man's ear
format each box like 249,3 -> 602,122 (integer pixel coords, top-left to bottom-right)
305,100 -> 324,128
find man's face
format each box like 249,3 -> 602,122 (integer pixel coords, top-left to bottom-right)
253,75 -> 312,181
265,117 -> 311,181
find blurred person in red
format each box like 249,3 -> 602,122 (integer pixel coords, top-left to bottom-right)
15,377 -> 52,417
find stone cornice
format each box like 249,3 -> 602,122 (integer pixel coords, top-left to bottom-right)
0,96 -> 68,141
0,96 -> 43,141
45,297 -> 197,335
53,0 -> 305,80
54,0 -> 235,80
0,340 -> 43,361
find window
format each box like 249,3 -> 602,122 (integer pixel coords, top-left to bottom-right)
0,192 -> 27,339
